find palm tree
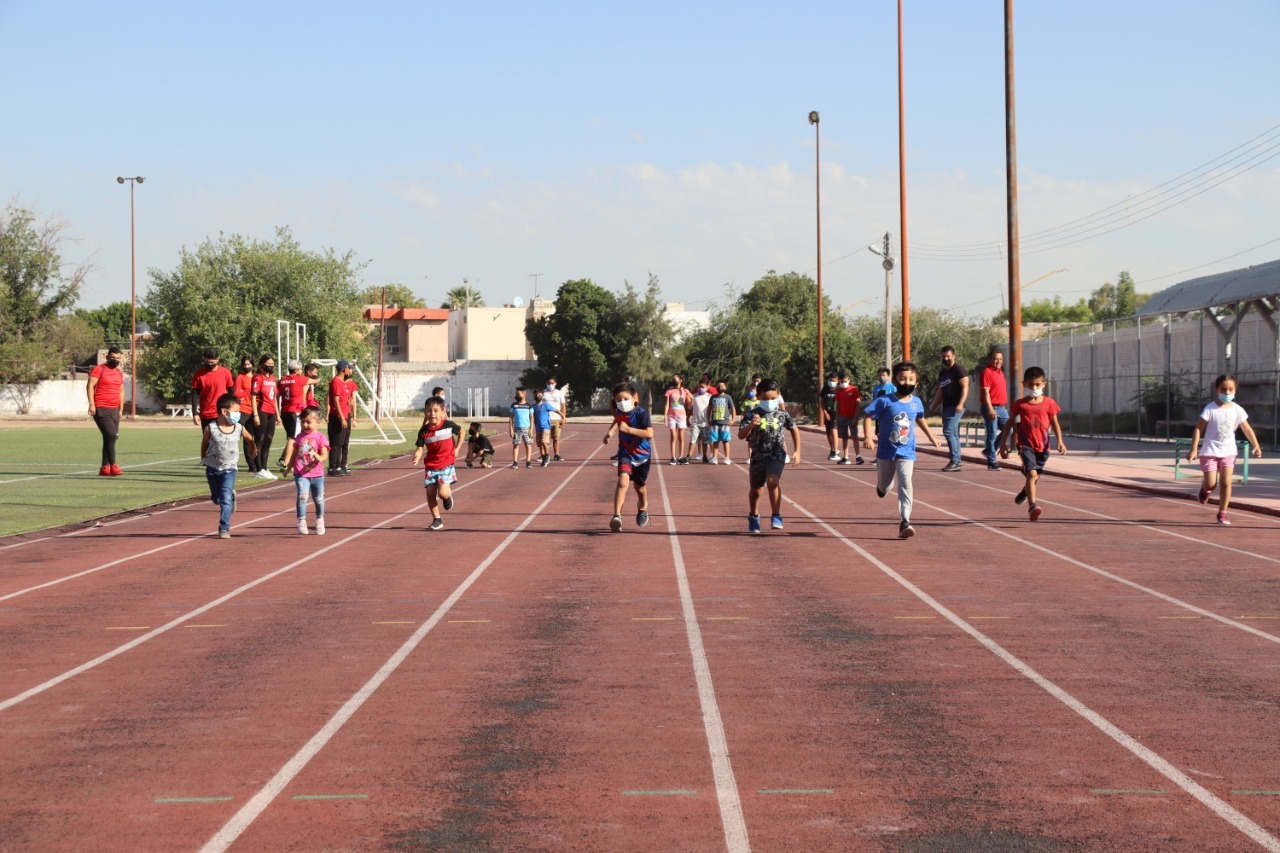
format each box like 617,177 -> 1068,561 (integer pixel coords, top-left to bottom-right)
444,280 -> 485,309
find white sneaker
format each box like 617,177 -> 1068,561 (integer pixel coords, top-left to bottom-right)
724,458 -> 733,464
711,457 -> 720,465
296,520 -> 309,535
315,518 -> 326,536
264,470 -> 278,480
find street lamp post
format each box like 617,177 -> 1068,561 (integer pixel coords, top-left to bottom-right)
868,233 -> 895,369
116,176 -> 145,418
809,110 -> 824,387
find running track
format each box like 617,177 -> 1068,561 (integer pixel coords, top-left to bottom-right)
3,427 -> 1280,851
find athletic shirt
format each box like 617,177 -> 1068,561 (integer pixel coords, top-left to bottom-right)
1010,396 -> 1062,453
277,373 -> 309,414
615,407 -> 653,465
416,419 -> 461,470
191,365 -> 235,420
863,395 -> 925,461
203,423 -> 243,470
253,374 -> 279,415
233,371 -> 254,409
89,363 -> 124,409
511,402 -> 534,430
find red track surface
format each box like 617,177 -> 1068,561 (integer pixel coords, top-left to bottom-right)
4,427 -> 1280,851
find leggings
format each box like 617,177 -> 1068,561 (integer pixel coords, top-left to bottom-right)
254,413 -> 277,472
93,409 -> 121,466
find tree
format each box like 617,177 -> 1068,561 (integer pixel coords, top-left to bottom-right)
444,281 -> 485,309
848,305 -> 1004,400
992,296 -> 1093,325
1089,271 -> 1149,322
359,283 -> 425,309
142,228 -> 370,400
75,300 -> 159,348
523,279 -> 623,410
614,275 -> 676,404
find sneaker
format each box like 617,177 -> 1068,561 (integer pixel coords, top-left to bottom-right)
315,518 -> 326,536
1029,503 -> 1043,522
899,521 -> 915,539
466,461 -> 474,468
1217,511 -> 1230,525
636,509 -> 650,527
1015,488 -> 1028,505
1197,484 -> 1209,505
876,485 -> 887,499
837,457 -> 852,466
827,451 -> 840,461
724,458 -> 733,465
554,454 -> 563,462
678,457 -> 689,465
770,514 -> 783,530
109,463 -> 123,476
693,454 -> 703,462
297,520 -> 310,535
711,457 -> 720,465
218,529 -> 231,539
429,517 -> 444,531
609,515 -> 623,533
941,462 -> 962,472
748,514 -> 761,534
442,495 -> 454,511
539,458 -> 548,468
510,462 -> 519,469
988,463 -> 1001,471
855,456 -> 866,466
668,458 -> 678,466
98,465 -> 112,477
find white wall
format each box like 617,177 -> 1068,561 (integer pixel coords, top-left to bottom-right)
0,378 -> 163,416
376,360 -> 535,418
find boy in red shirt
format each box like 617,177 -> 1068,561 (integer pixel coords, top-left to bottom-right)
190,348 -> 234,429
328,360 -> 358,476
998,366 -> 1068,522
87,346 -> 126,475
412,395 -> 463,531
834,369 -> 865,465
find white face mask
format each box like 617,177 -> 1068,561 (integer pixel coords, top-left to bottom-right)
616,399 -> 634,413
1026,387 -> 1045,398
838,382 -> 849,388
757,398 -> 780,412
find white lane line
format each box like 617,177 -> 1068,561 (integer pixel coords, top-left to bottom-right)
0,455 -> 202,485
784,489 -> 1280,852
0,466 -> 503,712
200,443 -> 603,853
814,464 -> 1280,648
0,470 -> 421,603
654,464 -> 750,853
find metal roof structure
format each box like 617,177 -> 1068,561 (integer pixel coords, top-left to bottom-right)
1137,258 -> 1280,316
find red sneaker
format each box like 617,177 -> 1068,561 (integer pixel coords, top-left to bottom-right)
98,465 -> 112,477
109,464 -> 123,476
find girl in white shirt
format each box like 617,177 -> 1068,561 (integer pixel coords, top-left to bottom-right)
1186,374 -> 1263,525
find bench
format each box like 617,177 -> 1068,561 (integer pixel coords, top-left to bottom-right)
959,418 -> 986,447
1173,439 -> 1251,484
166,403 -> 193,418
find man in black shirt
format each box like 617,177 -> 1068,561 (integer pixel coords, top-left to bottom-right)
929,345 -> 969,472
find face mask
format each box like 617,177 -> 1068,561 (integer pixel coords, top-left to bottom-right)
106,358 -> 120,368
1027,387 -> 1044,398
204,362 -> 218,370
616,399 -> 634,413
895,383 -> 916,396
838,382 -> 849,388
757,398 -> 779,412
1219,393 -> 1235,404
826,381 -> 836,388
226,411 -> 241,424
747,391 -> 757,399
263,365 -> 275,374
546,384 -> 556,391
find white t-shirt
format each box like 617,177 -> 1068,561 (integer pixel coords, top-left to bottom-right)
543,387 -> 565,422
690,392 -> 711,426
1199,401 -> 1248,458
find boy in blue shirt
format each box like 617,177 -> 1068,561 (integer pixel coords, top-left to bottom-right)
508,387 -> 536,469
601,381 -> 654,532
872,366 -> 896,400
860,361 -> 940,539
534,389 -> 555,467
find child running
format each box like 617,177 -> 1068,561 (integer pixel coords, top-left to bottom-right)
282,406 -> 330,535
200,393 -> 257,539
465,422 -> 495,468
997,366 -> 1068,522
509,388 -> 535,469
1186,373 -> 1263,525
602,381 -> 654,532
860,361 -> 940,539
412,396 -> 463,530
738,378 -> 801,533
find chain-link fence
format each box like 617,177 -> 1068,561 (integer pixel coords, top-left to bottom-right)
1019,310 -> 1279,449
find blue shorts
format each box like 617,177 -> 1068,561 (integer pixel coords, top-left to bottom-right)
1018,447 -> 1049,475
709,426 -> 731,443
424,466 -> 457,488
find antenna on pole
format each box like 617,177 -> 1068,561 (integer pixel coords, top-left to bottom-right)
529,273 -> 543,298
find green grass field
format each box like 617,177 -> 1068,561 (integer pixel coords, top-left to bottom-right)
0,420 -> 416,537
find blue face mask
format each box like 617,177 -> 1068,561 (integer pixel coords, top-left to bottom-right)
826,381 -> 836,388
747,391 -> 757,399
226,411 -> 241,424
1219,393 -> 1234,404
757,398 -> 779,412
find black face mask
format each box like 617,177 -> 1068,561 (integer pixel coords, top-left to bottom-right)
204,362 -> 219,370
263,365 -> 276,374
106,358 -> 120,368
895,383 -> 916,396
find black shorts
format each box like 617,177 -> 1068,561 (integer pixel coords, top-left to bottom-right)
1019,446 -> 1049,475
749,458 -> 786,489
619,459 -> 651,486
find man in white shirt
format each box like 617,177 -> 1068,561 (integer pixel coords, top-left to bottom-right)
543,375 -> 566,461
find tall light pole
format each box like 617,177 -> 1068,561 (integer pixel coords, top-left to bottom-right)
868,233 -> 895,369
897,0 -> 911,359
809,110 -> 824,386
116,176 -> 145,418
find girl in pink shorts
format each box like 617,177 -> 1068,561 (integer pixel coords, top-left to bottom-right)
1186,373 -> 1263,525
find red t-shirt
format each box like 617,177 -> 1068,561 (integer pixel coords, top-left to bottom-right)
89,364 -> 124,409
191,365 -> 234,420
835,385 -> 861,419
305,378 -> 319,408
416,419 -> 461,470
277,373 -> 309,414
329,376 -> 358,418
252,374 -> 279,416
233,372 -> 254,409
1010,396 -> 1061,453
981,366 -> 1008,407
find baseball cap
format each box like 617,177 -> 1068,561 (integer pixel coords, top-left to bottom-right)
336,359 -> 351,370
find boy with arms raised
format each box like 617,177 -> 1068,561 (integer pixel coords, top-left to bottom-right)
601,382 -> 654,532
997,366 -> 1068,522
860,361 -> 941,539
412,396 -> 463,531
738,378 -> 801,533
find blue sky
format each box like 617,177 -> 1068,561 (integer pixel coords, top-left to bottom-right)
2,0 -> 1277,323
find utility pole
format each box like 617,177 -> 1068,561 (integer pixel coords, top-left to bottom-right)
1005,0 -> 1023,402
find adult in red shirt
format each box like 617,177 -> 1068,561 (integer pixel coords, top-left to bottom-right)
232,356 -> 258,465
87,346 -> 126,476
251,354 -> 280,479
277,360 -> 310,440
327,360 -> 358,476
980,346 -> 1009,471
303,362 -> 321,409
190,348 -> 234,429
833,369 -> 864,465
